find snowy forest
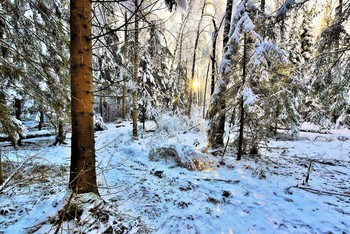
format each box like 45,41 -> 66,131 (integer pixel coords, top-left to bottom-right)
0,0 -> 350,233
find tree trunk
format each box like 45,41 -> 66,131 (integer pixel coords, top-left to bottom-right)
223,0 -> 233,48
122,10 -> 128,119
69,0 -> 98,194
0,150 -> 3,185
237,34 -> 248,161
208,0 -> 233,150
14,98 -> 21,120
203,62 -> 210,118
38,102 -> 44,131
261,0 -> 265,12
217,0 -> 234,145
260,0 -> 266,37
211,19 -> 218,96
188,2 -> 206,117
0,92 -> 17,148
132,0 -> 139,139
52,120 -> 66,146
99,95 -> 103,119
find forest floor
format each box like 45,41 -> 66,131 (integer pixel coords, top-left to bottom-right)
0,114 -> 349,233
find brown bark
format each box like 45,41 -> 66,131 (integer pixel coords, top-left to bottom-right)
52,120 -> 67,146
69,0 -> 98,194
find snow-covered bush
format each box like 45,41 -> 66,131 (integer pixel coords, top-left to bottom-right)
154,113 -> 185,135
94,114 -> 108,131
149,144 -> 218,171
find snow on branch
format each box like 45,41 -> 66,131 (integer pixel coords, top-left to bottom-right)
251,42 -> 285,68
276,0 -> 311,21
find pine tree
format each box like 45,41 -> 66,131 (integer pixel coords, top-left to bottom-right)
69,0 -> 98,194
208,0 -> 287,158
207,0 -> 233,151
300,10 -> 314,62
310,0 -> 349,127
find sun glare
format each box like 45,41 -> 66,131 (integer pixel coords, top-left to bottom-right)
192,79 -> 200,90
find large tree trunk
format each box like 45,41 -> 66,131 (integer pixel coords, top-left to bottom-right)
69,0 -> 98,194
132,0 -> 139,139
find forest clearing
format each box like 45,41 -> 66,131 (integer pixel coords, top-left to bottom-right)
1,116 -> 350,233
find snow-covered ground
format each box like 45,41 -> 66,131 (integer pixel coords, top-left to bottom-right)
0,116 -> 349,233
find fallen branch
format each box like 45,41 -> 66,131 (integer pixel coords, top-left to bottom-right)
182,123 -> 201,134
196,178 -> 240,184
53,193 -> 74,234
0,132 -> 55,143
288,185 -> 350,198
300,129 -> 330,134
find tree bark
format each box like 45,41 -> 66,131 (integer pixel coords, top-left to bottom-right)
0,150 -> 3,185
237,34 -> 247,161
203,62 -> 210,118
132,0 -> 139,139
223,0 -> 233,48
207,0 -> 233,150
38,102 -> 44,131
261,0 -> 265,12
52,120 -> 66,146
99,95 -> 103,119
211,19 -> 219,96
69,0 -> 98,194
14,98 -> 21,121
122,11 -> 128,119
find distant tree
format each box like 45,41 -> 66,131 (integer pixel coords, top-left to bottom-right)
188,1 -> 206,117
310,0 -> 349,127
132,0 -> 140,139
300,9 -> 314,62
